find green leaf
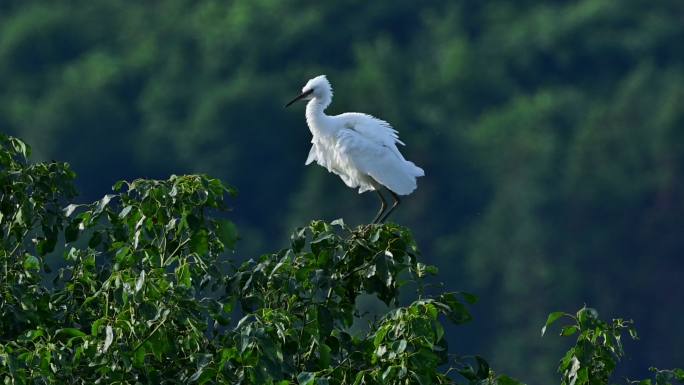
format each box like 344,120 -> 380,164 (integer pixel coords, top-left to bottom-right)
64,204 -> 80,217
395,339 -> 407,354
177,263 -> 191,287
319,343 -> 331,367
576,366 -> 589,385
561,325 -> 579,336
220,347 -> 238,365
291,227 -> 306,252
94,194 -> 115,215
370,227 -> 382,242
191,229 -> 209,255
374,325 -> 390,347
459,292 -> 478,304
541,311 -> 565,336
435,322 -> 445,342
56,328 -> 86,338
475,356 -> 490,379
135,270 -> 145,293
148,327 -> 170,361
577,307 -> 598,327
37,236 -> 57,256
25,329 -> 44,341
91,318 -> 106,336
188,367 -> 205,382
119,205 -> 133,218
674,368 -> 684,381
297,372 -> 316,385
439,293 -> 473,324
133,345 -> 146,367
112,180 -> 126,191
217,219 -> 238,249
101,325 -> 114,353
496,375 -> 525,385
382,366 -> 400,382
10,137 -> 29,158
115,246 -> 131,265
23,254 -> 40,271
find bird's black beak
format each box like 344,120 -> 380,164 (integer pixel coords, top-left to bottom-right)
285,89 -> 313,108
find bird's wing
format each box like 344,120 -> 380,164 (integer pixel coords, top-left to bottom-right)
335,113 -> 406,157
336,127 -> 423,196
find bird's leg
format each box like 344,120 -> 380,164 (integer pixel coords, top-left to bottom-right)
371,189 -> 387,224
379,190 -> 401,223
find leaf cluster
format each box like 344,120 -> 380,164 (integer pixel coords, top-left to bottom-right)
227,219 -> 483,384
1,135 -> 240,383
629,368 -> 684,385
0,135 -> 522,385
1,134 -> 76,338
543,307 -> 682,385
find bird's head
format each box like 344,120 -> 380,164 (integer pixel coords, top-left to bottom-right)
286,75 -> 333,107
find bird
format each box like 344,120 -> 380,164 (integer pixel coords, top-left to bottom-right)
285,75 -> 424,223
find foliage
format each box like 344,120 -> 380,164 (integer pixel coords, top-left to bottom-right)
1,135 -> 238,383
1,136 -> 529,384
1,1 -> 684,381
630,368 -> 684,385
2,135 -> 681,384
227,219 -> 481,385
3,135 -> 680,385
0,133 -> 76,338
543,307 -> 636,385
543,307 -> 683,385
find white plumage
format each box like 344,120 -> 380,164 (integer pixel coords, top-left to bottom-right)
286,75 -> 424,223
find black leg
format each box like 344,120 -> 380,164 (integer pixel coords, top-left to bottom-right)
379,190 -> 400,223
371,189 -> 387,224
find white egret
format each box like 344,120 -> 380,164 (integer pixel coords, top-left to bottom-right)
286,75 -> 424,223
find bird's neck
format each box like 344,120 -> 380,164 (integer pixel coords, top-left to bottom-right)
306,98 -> 332,136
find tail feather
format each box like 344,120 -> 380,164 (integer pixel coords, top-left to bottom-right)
367,159 -> 424,196
407,161 -> 425,177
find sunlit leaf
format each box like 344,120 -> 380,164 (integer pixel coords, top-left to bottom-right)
101,325 -> 114,353
136,270 -> 145,293
64,204 -> 80,217
23,254 -> 40,271
177,263 -> 191,287
56,328 -> 86,338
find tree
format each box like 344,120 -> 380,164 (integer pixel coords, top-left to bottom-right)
1,136 -> 522,384
2,3 -> 684,380
2,135 -> 681,384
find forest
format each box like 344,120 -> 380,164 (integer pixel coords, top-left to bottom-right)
1,1 -> 683,383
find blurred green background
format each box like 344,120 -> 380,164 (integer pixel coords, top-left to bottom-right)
1,0 -> 683,382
